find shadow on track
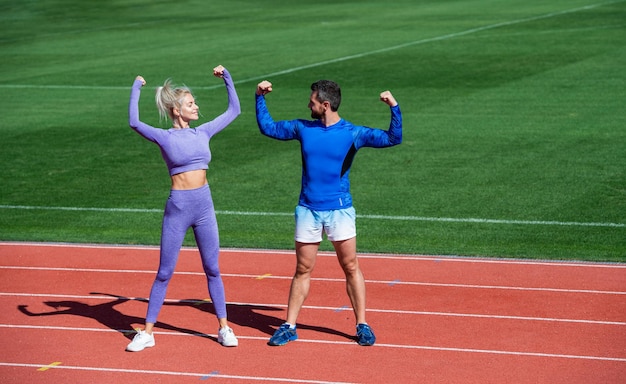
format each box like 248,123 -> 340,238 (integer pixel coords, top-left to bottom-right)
17,292 -> 355,344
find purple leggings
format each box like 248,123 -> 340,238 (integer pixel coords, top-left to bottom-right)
146,184 -> 227,323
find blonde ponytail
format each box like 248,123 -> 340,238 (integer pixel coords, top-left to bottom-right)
155,79 -> 192,122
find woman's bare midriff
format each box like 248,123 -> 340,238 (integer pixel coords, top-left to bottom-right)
171,169 -> 208,190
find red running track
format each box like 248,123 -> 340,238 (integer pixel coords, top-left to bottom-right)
0,242 -> 625,383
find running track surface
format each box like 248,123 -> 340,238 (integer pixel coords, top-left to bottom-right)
0,242 -> 624,383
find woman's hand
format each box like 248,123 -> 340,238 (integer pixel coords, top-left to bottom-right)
213,65 -> 225,78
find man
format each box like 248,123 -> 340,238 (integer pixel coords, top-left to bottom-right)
255,79 -> 402,346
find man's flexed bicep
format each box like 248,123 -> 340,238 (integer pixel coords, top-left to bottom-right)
255,94 -> 299,141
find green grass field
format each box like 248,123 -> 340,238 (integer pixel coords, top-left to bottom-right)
0,0 -> 624,261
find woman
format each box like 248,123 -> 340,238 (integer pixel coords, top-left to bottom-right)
126,65 -> 240,351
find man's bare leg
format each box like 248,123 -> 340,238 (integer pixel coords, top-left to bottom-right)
285,241 -> 320,325
332,237 -> 366,324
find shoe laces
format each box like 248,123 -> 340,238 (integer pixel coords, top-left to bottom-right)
357,324 -> 372,337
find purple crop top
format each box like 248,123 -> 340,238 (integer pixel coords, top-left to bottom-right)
128,69 -> 240,176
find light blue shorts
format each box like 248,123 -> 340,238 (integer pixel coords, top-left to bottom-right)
294,205 -> 356,243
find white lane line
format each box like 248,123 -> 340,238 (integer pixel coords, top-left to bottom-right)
1,293 -> 624,326
3,241 -> 624,268
0,324 -> 624,363
0,360 -> 353,384
1,265 -> 624,295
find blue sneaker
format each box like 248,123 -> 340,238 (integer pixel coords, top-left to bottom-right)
356,323 -> 376,346
268,324 -> 298,346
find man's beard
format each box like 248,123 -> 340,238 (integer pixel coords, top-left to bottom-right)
310,110 -> 322,120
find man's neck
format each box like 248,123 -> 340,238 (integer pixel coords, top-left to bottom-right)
320,112 -> 341,127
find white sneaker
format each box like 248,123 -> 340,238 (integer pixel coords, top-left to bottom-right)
126,330 -> 155,352
217,326 -> 238,347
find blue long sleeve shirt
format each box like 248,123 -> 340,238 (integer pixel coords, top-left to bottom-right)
256,94 -> 402,210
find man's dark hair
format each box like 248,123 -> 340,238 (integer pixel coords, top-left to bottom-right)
311,80 -> 341,112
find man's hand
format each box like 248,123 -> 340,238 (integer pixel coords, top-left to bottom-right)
379,91 -> 397,107
257,80 -> 273,96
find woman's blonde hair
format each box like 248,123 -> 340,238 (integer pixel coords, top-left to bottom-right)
155,79 -> 193,122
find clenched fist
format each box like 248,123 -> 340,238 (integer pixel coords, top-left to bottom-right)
379,91 -> 397,107
257,80 -> 273,96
